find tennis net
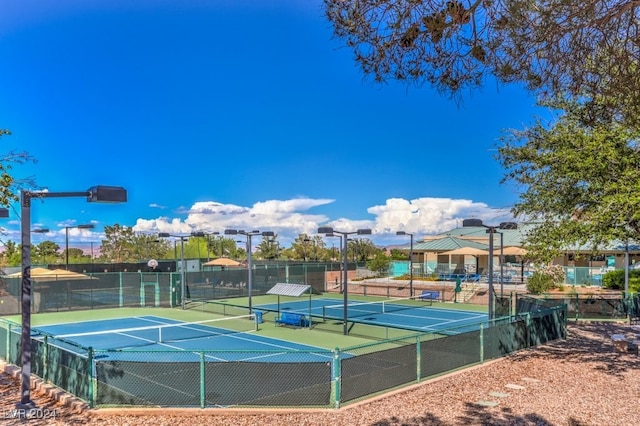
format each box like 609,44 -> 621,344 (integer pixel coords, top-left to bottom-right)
322,296 -> 425,321
44,314 -> 257,349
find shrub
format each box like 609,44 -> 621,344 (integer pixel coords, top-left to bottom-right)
526,272 -> 555,294
526,264 -> 566,294
603,269 -> 640,292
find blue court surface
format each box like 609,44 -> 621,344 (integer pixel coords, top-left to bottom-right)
32,315 -> 338,363
255,297 -> 488,333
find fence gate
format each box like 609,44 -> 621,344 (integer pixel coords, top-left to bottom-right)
140,273 -> 160,307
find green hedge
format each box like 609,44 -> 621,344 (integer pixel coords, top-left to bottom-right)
602,269 -> 640,292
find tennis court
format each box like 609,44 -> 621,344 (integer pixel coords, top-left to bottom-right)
31,314 -> 339,363
0,299 -> 567,408
255,296 -> 488,333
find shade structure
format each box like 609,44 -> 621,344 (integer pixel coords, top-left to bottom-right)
4,267 -> 51,278
501,246 -> 528,256
202,257 -> 242,267
4,268 -> 95,281
440,247 -> 489,256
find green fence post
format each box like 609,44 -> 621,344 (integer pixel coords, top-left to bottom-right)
5,322 -> 11,361
416,335 -> 421,382
200,351 -> 206,409
43,335 -> 49,384
119,272 -> 124,307
88,346 -> 95,408
526,313 -> 531,348
479,323 -> 484,363
330,348 -> 341,408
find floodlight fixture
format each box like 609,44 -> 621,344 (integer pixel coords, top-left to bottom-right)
396,231 -> 414,296
224,229 -> 274,313
317,226 -> 373,335
19,186 -> 127,408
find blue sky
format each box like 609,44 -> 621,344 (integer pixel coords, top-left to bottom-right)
0,0 -> 542,250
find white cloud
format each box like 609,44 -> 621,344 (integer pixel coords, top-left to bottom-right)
132,196 -> 514,247
367,197 -> 514,245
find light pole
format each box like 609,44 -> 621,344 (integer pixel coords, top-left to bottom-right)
497,231 -> 504,297
19,186 -> 126,409
224,229 -> 274,313
64,223 -> 95,270
462,219 -> 515,321
325,233 -> 343,291
158,231 -> 205,310
396,231 -> 414,296
318,226 -> 371,335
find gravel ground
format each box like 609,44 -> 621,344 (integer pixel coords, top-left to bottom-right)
1,321 -> 639,426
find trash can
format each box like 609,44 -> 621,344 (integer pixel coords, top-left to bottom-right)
254,310 -> 263,324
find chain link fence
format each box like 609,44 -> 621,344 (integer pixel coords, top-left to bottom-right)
0,301 -> 566,409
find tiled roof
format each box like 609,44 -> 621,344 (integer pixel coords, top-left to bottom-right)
409,236 -> 489,252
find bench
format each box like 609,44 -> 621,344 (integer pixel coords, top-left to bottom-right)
418,290 -> 440,304
438,273 -> 481,282
275,311 -> 309,329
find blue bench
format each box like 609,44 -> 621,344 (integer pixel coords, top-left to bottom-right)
438,273 -> 481,282
418,290 -> 440,303
275,311 -> 309,329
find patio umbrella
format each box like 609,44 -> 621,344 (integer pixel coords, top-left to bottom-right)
440,247 -> 489,256
502,246 -> 528,256
202,257 -> 242,267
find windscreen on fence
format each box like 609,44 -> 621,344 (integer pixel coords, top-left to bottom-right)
340,337 -> 419,403
0,304 -> 568,409
420,330 -> 481,378
95,354 -> 332,407
517,293 -> 625,320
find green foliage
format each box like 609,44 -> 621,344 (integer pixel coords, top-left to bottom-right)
497,98 -> 640,262
366,252 -> 392,276
602,269 -> 640,292
324,1 -> 639,131
526,264 -> 565,294
348,238 -> 378,262
389,248 -> 408,260
526,272 -> 555,294
0,129 -> 38,206
254,235 -> 281,260
100,224 -> 137,262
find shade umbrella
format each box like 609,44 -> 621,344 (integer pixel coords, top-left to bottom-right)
202,257 -> 242,267
502,246 -> 528,256
440,247 -> 489,256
